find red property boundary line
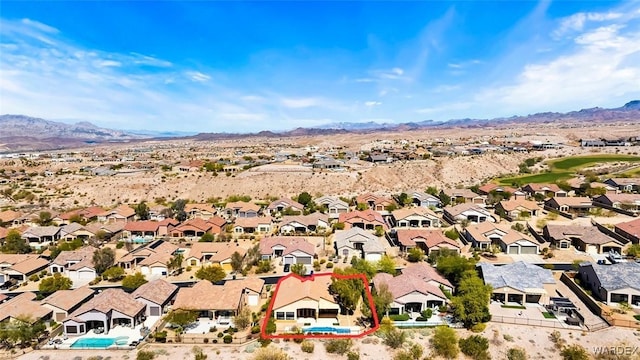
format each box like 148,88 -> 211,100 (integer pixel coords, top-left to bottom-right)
260,272 -> 380,339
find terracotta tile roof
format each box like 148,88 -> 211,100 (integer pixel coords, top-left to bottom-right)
53,246 -> 96,271
545,224 -> 622,245
0,226 -> 8,239
60,222 -> 87,236
9,256 -> 49,275
498,198 -> 540,212
207,216 -> 227,227
547,197 -> 592,207
391,207 -> 438,220
21,226 -> 61,238
124,220 -> 162,232
259,236 -> 315,256
272,275 -> 336,310
0,210 -> 22,223
98,204 -> 135,218
401,262 -> 453,289
225,201 -> 261,212
42,286 -> 94,311
211,246 -> 247,263
339,209 -> 386,227
67,288 -> 145,319
185,203 -> 217,213
441,188 -> 480,199
80,206 -> 106,219
615,218 -> 640,237
373,272 -> 446,301
0,292 -> 52,323
280,213 -> 329,227
595,193 -> 640,204
395,229 -> 460,249
186,242 -> 229,260
173,278 -> 263,311
444,203 -> 492,217
523,183 -> 562,192
173,218 -> 213,232
607,178 -> 639,186
0,254 -> 38,266
131,279 -> 177,305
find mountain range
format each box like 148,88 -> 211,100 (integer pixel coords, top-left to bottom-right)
1,100 -> 639,151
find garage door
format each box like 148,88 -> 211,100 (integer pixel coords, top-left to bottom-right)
77,270 -> 95,279
151,267 -> 167,276
297,256 -> 312,265
247,294 -> 259,306
150,306 -> 161,316
520,246 -> 538,254
508,245 -> 520,254
283,256 -> 294,265
365,253 -> 382,262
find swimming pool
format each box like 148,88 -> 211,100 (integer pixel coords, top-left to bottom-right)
303,326 -> 351,334
70,336 -> 128,348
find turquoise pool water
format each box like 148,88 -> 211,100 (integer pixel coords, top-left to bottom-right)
70,338 -> 115,348
303,326 -> 350,334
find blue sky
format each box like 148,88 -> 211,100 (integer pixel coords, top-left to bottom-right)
1,1 -> 639,132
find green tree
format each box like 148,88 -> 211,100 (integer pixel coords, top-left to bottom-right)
451,271 -> 492,328
68,214 -> 87,225
626,244 -> 640,258
195,265 -> 226,283
291,263 -> 307,276
102,266 -> 125,281
39,273 -> 72,295
439,192 -> 451,206
362,282 -> 393,320
459,335 -> 491,360
0,316 -> 46,347
199,233 -> 215,242
92,247 -> 115,274
407,247 -> 425,262
167,253 -> 184,273
430,325 -> 459,359
330,267 -> 366,314
172,199 -> 188,222
396,192 -> 409,206
255,260 -> 274,274
166,310 -> 198,331
350,258 -> 377,280
444,228 -> 459,240
382,327 -> 406,349
297,192 -> 312,207
233,306 -> 252,331
37,211 -> 54,226
135,201 -> 150,220
436,252 -> 476,285
230,251 -> 244,273
560,344 -> 589,360
377,255 -> 396,275
1,229 -> 31,254
122,272 -> 147,292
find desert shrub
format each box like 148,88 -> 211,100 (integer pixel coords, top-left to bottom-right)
136,351 -> 155,360
507,347 -> 528,360
326,262 -> 334,268
388,314 -> 410,321
549,330 -> 565,349
430,326 -> 459,359
223,334 -> 233,344
300,341 -> 314,353
459,335 -> 490,360
251,346 -> 290,360
394,343 -> 424,360
382,328 -> 407,349
346,352 -> 360,360
503,334 -> 514,342
29,274 -> 39,282
217,332 -> 224,338
470,323 -> 487,333
560,344 -> 589,360
325,339 -> 353,355
251,325 -> 261,334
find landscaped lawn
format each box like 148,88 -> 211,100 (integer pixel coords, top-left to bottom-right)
634,314 -> 640,321
542,312 -> 556,319
497,154 -> 640,185
501,305 -> 527,309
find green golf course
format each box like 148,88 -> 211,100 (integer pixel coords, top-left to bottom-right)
497,154 -> 640,185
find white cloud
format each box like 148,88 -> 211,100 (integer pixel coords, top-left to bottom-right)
554,11 -> 624,38
281,97 -> 322,108
94,60 -> 122,68
130,52 -> 173,68
21,18 -> 59,34
186,71 -> 211,82
365,101 -> 382,107
370,67 -> 407,80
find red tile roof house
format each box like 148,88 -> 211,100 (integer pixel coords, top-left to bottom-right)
41,286 -> 95,321
172,278 -> 265,326
334,227 -> 386,262
21,226 -> 61,250
314,196 -> 350,219
395,229 -> 461,255
0,292 -> 53,324
131,279 -> 178,317
495,198 -> 541,220
440,188 -> 486,206
59,223 -> 97,242
544,197 -> 593,217
117,239 -> 178,272
443,203 -> 497,225
259,237 -> 316,267
97,204 -> 136,223
0,254 -> 50,284
62,288 -> 147,336
233,216 -> 273,234
593,193 -> 640,213
0,210 -> 23,226
278,213 -> 330,234
372,271 -> 448,318
477,183 -> 524,198
185,203 -> 218,220
53,206 -> 105,225
338,209 -> 388,231
391,207 -> 440,228
123,219 -> 178,242
170,218 -> 213,239
614,217 -> 640,244
270,275 -> 341,326
0,226 -> 9,243
266,198 -> 305,216
543,224 -> 625,255
401,262 -> 455,294
50,246 -> 98,287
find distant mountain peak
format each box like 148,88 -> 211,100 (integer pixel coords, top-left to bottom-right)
623,100 -> 640,109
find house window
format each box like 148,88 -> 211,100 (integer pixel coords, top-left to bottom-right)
560,242 -> 569,249
66,325 -> 78,334
276,312 -> 285,320
285,312 -> 295,320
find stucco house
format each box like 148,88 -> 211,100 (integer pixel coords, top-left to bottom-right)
543,224 -> 624,254
279,213 -> 330,234
521,183 -> 567,198
443,203 -> 496,224
271,274 -> 340,324
603,178 -> 639,193
479,262 -> 556,305
544,197 -> 593,216
593,193 -> 640,213
578,262 -> 640,306
464,222 -> 540,254
495,198 -> 541,219
0,292 -> 52,324
315,196 -> 350,219
41,286 -> 95,321
233,216 -> 273,234
266,198 -> 305,216
614,218 -> 640,244
59,223 -> 96,242
334,227 -> 386,262
440,188 -> 486,205
184,203 -> 218,220
373,272 -> 448,315
50,246 -> 98,287
391,207 -> 440,228
408,191 -> 441,208
395,229 -> 461,255
0,254 -> 49,284
338,209 -> 388,231
224,201 -> 261,219
62,288 -> 146,336
259,236 -> 315,266
21,226 -> 61,249
97,204 -> 136,223
131,279 -> 178,316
